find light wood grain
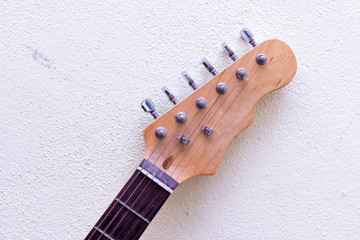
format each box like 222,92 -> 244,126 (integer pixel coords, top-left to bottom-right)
142,39 -> 297,183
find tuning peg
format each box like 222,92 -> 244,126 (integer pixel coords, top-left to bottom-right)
221,42 -> 238,61
240,28 -> 257,47
181,71 -> 198,90
162,86 -> 178,105
141,98 -> 159,119
201,58 -> 218,76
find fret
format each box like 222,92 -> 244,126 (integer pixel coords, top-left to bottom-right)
93,227 -> 115,240
85,160 -> 179,240
115,169 -> 171,222
115,198 -> 150,224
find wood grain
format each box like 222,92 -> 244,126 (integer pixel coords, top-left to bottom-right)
143,39 -> 297,183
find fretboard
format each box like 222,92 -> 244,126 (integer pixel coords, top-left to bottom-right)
85,159 -> 178,240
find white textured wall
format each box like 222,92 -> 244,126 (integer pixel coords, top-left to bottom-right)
1,0 -> 360,239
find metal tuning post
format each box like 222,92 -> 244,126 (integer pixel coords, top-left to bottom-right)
141,98 -> 159,119
162,86 -> 178,105
201,58 -> 218,76
240,28 -> 257,47
221,42 -> 238,61
181,71 -> 198,90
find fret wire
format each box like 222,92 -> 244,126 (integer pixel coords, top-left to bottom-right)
94,227 -> 115,240
108,176 -> 154,237
115,198 -> 150,224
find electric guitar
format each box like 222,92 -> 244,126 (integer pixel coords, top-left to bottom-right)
84,28 -> 297,240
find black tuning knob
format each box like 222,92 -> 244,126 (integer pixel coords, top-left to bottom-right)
141,98 -> 159,119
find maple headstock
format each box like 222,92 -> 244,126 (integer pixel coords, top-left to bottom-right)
142,32 -> 297,183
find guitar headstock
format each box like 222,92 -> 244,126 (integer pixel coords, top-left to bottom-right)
141,29 -> 297,183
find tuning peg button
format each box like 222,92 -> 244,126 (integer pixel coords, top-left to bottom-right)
236,68 -> 248,80
155,127 -> 167,139
221,42 -> 238,61
175,112 -> 187,123
196,97 -> 207,109
240,28 -> 257,47
181,71 -> 198,90
256,53 -> 267,65
141,98 -> 159,119
201,58 -> 218,76
216,82 -> 227,94
162,86 -> 178,105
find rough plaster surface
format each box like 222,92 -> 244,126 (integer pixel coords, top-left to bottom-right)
1,0 -> 360,239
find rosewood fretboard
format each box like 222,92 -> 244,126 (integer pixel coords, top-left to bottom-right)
85,160 -> 178,240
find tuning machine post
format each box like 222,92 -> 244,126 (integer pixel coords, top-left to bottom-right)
141,98 -> 159,119
240,28 -> 257,47
181,71 -> 198,90
221,42 -> 238,61
162,86 -> 178,105
201,58 -> 218,76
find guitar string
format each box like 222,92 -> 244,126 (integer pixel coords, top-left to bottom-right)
174,67 -> 261,181
108,66 -> 259,235
99,110 -> 203,238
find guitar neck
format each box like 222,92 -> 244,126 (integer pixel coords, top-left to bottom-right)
85,160 -> 178,240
